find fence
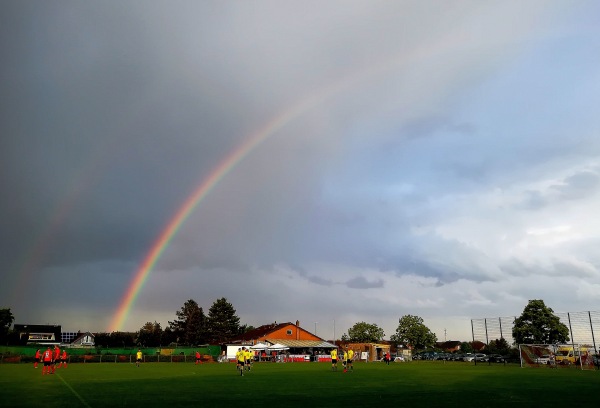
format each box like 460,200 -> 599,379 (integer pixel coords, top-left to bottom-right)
0,345 -> 221,364
471,310 -> 599,353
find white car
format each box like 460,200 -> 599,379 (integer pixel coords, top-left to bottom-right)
464,353 -> 486,362
535,355 -> 554,365
463,354 -> 475,362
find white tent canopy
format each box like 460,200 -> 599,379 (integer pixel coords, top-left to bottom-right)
268,343 -> 289,350
250,343 -> 269,350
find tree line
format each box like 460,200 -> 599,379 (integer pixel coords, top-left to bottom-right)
95,297 -> 249,348
1,298 -> 571,350
332,299 -> 571,353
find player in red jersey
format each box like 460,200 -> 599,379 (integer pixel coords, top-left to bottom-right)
34,349 -> 41,368
42,347 -> 53,375
59,350 -> 68,368
52,345 -> 60,373
195,351 -> 201,365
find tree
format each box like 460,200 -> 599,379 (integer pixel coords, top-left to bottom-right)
512,299 -> 569,344
238,324 -> 255,334
460,341 -> 474,354
487,338 -> 510,354
390,315 -> 437,350
0,308 -> 14,344
168,299 -> 207,346
207,297 -> 240,343
161,326 -> 177,346
343,322 -> 385,342
137,321 -> 163,347
94,332 -> 111,348
94,332 -> 136,348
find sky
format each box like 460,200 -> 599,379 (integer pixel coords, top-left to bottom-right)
2,0 -> 600,343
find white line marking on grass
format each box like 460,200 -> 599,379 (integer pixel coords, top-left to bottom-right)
57,373 -> 92,408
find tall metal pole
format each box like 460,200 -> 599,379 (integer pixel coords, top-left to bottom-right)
499,317 -> 503,340
589,311 -> 597,354
484,319 -> 489,345
567,313 -> 579,368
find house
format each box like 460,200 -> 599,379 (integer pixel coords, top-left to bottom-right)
71,332 -> 95,347
471,340 -> 486,352
436,341 -> 462,353
13,324 -> 62,345
227,320 -> 336,359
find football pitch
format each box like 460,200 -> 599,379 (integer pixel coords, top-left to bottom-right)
1,361 -> 598,407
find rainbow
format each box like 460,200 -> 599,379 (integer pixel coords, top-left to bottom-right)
107,94 -> 323,332
108,26 -> 484,331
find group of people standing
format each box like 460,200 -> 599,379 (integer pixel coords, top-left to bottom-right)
235,347 -> 254,376
330,348 -> 355,372
35,345 -> 67,375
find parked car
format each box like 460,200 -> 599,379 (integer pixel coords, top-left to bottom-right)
474,353 -> 488,362
452,353 -> 465,361
488,354 -> 506,363
535,354 -> 554,365
463,353 -> 475,362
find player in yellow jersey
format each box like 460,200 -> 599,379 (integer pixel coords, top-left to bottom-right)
244,347 -> 252,371
342,350 -> 348,372
136,349 -> 142,367
347,349 -> 355,371
330,348 -> 338,371
236,348 -> 246,376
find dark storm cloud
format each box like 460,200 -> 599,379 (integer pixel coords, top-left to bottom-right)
0,1 -> 258,273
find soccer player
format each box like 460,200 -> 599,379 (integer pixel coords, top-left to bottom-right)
34,349 -> 41,369
59,350 -> 68,368
136,349 -> 142,367
347,349 -> 355,371
330,348 -> 338,371
42,347 -> 53,376
236,347 -> 245,376
342,349 -> 348,373
244,347 -> 252,371
195,351 -> 201,365
52,345 -> 60,373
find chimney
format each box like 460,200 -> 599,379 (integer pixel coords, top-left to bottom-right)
296,320 -> 300,340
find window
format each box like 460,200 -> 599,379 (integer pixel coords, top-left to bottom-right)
286,329 -> 293,336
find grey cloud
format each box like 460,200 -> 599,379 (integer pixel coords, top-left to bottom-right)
515,170 -> 600,212
551,171 -> 600,200
307,275 -> 334,287
518,190 -> 550,211
346,276 -> 385,289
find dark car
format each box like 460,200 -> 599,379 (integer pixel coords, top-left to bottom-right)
592,354 -> 599,369
488,354 -> 506,363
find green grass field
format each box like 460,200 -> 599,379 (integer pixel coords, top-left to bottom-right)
1,361 -> 598,407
